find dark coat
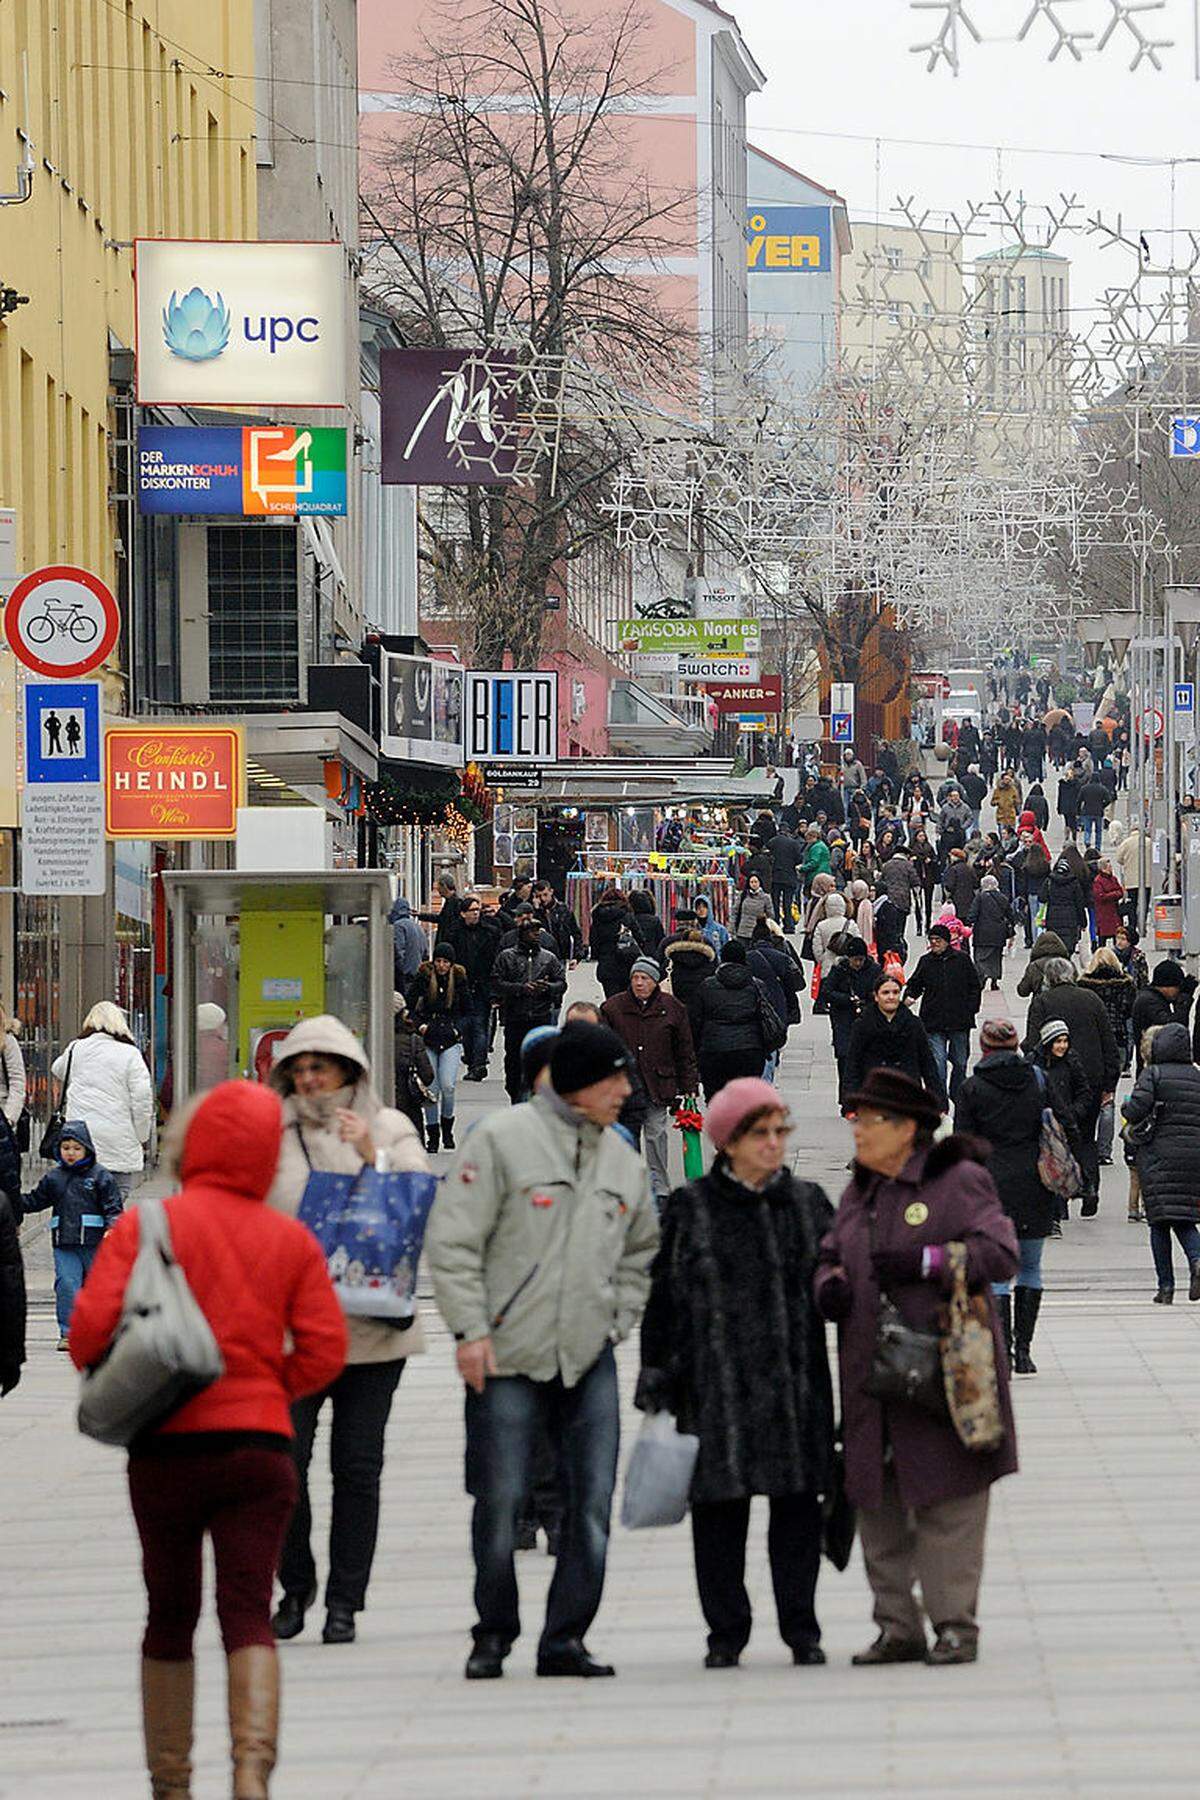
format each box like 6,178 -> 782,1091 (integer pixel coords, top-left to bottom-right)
393,1022 -> 435,1128
942,859 -> 980,920
444,914 -> 501,994
1043,865 -> 1087,945
600,985 -> 699,1105
1017,929 -> 1069,998
823,955 -> 883,1058
843,1002 -> 945,1102
1122,1025 -> 1200,1225
663,936 -> 717,1013
589,900 -> 632,990
1133,985 -> 1178,1069
689,963 -> 768,1062
955,1055 -> 1058,1238
628,891 -> 666,964
1024,789 -> 1050,829
639,1164 -> 834,1504
1057,775 -> 1080,824
814,1137 -> 1018,1511
535,898 -> 583,962
769,832 -> 804,883
747,942 -> 792,1026
1028,1046 -> 1090,1161
968,888 -> 1015,951
406,960 -> 470,1050
905,948 -> 982,1034
0,1191 -> 25,1379
1077,779 -> 1111,819
490,941 -> 566,1024
1077,967 -> 1136,1048
1023,982 -> 1119,1097
21,1121 -> 123,1249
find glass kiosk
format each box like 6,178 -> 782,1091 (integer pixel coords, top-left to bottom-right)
162,870 -> 394,1101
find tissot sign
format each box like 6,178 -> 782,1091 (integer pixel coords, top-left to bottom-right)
134,241 -> 347,405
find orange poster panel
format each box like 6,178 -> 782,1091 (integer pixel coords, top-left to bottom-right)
105,727 -> 245,839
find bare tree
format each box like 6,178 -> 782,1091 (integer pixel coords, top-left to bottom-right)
361,0 -> 698,666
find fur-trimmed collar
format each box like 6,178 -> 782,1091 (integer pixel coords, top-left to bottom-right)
665,938 -> 715,962
920,1132 -> 990,1180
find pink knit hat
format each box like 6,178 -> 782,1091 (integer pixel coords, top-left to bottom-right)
704,1077 -> 786,1150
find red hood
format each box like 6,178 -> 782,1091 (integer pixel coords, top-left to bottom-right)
180,1080 -> 283,1202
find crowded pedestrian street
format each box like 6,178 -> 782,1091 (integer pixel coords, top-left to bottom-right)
6,825 -> 1200,1797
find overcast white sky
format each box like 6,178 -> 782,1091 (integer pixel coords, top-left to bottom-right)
737,0 -> 1200,331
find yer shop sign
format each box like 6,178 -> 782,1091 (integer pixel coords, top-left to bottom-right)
464,672 -> 558,763
134,241 -> 347,406
105,726 -> 245,840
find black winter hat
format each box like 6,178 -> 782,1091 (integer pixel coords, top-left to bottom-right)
1153,959 -> 1186,988
928,923 -> 953,943
720,939 -> 748,964
549,1022 -> 631,1095
842,1067 -> 945,1129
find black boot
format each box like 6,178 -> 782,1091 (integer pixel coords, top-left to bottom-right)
425,1121 -> 441,1155
441,1117 -> 455,1151
1014,1286 -> 1042,1375
996,1292 -> 1013,1372
271,1582 -> 317,1641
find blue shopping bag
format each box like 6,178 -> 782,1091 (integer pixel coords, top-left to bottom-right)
298,1166 -> 438,1323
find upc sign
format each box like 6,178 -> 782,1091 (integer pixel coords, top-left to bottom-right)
135,241 -> 347,406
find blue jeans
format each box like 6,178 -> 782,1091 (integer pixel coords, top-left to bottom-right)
992,1235 -> 1045,1296
464,1344 -> 619,1654
1081,814 -> 1103,850
424,1043 -> 463,1123
461,993 -> 491,1072
1150,1222 -> 1200,1292
928,1029 -> 971,1103
53,1243 -> 98,1335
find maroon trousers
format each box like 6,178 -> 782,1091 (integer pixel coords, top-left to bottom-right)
129,1446 -> 297,1660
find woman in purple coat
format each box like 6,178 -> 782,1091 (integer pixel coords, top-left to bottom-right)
815,1068 -> 1018,1667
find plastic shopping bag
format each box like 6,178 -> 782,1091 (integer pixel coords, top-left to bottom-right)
298,1165 -> 437,1323
620,1411 -> 699,1528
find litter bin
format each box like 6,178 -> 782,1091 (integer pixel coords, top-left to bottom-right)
1153,894 -> 1183,955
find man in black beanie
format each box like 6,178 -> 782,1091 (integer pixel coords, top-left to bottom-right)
427,1021 -> 659,1683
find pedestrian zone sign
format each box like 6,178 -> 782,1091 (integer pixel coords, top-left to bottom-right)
1174,682 -> 1195,715
24,680 -> 101,783
831,712 -> 853,743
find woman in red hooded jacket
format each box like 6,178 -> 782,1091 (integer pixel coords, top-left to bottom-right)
70,1081 -> 346,1800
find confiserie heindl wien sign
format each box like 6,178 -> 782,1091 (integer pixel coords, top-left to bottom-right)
134,240 -> 347,406
136,427 -> 348,516
105,727 -> 245,839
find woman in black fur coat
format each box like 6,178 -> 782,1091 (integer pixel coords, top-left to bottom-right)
637,1077 -> 835,1669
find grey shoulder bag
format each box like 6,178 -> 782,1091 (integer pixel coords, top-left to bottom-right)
77,1199 -> 224,1447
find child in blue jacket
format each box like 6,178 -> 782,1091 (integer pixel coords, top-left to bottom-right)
24,1121 -> 123,1350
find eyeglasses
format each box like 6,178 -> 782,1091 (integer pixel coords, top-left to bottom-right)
850,1110 -> 904,1127
743,1122 -> 793,1141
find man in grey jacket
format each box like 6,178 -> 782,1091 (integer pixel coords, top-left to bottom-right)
427,1022 -> 659,1683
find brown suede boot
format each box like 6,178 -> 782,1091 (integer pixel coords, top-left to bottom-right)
227,1645 -> 279,1799
142,1658 -> 194,1798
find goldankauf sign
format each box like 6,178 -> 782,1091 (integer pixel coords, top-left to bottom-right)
134,241 -> 347,406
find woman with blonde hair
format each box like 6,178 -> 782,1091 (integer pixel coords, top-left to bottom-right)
51,1001 -> 153,1200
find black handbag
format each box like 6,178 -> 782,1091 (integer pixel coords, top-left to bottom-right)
821,1433 -> 857,1571
39,1046 -> 74,1160
865,1294 -> 947,1416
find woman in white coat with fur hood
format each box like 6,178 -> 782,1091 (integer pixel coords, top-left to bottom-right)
266,1014 -> 429,1648
51,1002 -> 153,1198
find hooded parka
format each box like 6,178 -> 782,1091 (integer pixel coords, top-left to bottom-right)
1043,863 -> 1087,946
267,1015 -> 429,1364
1122,1024 -> 1200,1225
51,1030 -> 154,1174
70,1082 -> 347,1435
663,935 -> 717,1012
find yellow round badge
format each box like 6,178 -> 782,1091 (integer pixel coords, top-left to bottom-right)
904,1202 -> 929,1227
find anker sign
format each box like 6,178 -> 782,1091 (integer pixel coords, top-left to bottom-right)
705,677 -> 782,714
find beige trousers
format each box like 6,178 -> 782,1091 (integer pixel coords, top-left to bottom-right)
858,1466 -> 990,1643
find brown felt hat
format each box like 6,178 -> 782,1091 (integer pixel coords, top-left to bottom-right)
841,1067 -> 945,1129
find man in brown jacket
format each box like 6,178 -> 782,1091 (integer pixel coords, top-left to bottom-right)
601,959 -> 699,1200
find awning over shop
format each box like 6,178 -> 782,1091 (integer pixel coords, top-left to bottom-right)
246,711 -> 377,813
534,758 -> 777,807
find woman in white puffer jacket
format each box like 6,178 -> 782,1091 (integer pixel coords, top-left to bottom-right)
51,1002 -> 154,1198
812,892 -> 851,976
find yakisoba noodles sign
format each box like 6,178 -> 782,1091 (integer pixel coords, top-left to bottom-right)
105,727 -> 245,839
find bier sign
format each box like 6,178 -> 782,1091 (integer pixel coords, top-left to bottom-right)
464,671 -> 558,763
